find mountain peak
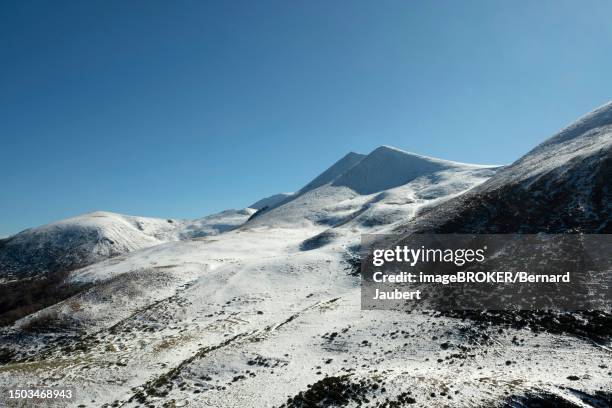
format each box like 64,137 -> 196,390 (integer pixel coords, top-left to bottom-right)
332,145 -> 489,195
367,145 -> 445,162
372,145 -> 404,153
343,151 -> 365,159
297,151 -> 366,194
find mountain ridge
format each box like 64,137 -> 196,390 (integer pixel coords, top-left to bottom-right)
332,145 -> 497,195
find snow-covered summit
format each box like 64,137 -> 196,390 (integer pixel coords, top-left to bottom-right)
247,146 -> 499,229
0,209 -> 254,279
0,212 -> 175,278
332,145 -> 495,195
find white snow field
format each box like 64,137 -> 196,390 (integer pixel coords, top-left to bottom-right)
0,104 -> 611,407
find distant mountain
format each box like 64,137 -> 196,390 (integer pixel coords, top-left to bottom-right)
248,152 -> 367,218
248,145 -> 499,229
0,209 -> 255,280
0,145 -> 499,285
332,145 -> 494,195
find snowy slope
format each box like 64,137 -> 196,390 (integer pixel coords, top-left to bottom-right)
180,208 -> 256,238
0,105 -> 610,408
0,212 -> 176,280
249,193 -> 294,210
485,100 -> 612,191
0,146 -> 510,407
249,152 -> 367,217
248,145 -> 498,229
2,219 -> 608,408
299,152 -> 366,194
0,209 -> 255,280
332,145 -> 494,194
399,101 -> 612,235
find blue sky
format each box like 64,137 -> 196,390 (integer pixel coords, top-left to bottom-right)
1,0 -> 611,236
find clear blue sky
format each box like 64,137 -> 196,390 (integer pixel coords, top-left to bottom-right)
1,0 -> 611,236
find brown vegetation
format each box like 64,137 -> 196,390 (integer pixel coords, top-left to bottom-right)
0,269 -> 91,327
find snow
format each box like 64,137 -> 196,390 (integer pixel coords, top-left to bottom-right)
180,208 -> 256,238
332,146 -> 497,195
483,101 -> 612,191
0,209 -> 255,279
0,120 -> 610,407
0,146 -> 508,406
537,101 -> 612,149
4,218 -> 608,407
249,152 -> 367,217
298,151 -> 366,194
247,145 -> 498,230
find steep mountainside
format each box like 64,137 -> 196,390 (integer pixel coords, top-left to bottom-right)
248,152 -> 367,218
299,152 -> 367,194
398,101 -> 612,235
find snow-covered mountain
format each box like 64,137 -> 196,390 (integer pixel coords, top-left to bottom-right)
248,145 -> 498,229
247,151 -> 367,217
0,103 -> 610,408
332,145 -> 493,195
0,209 -> 255,281
298,152 -> 367,194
